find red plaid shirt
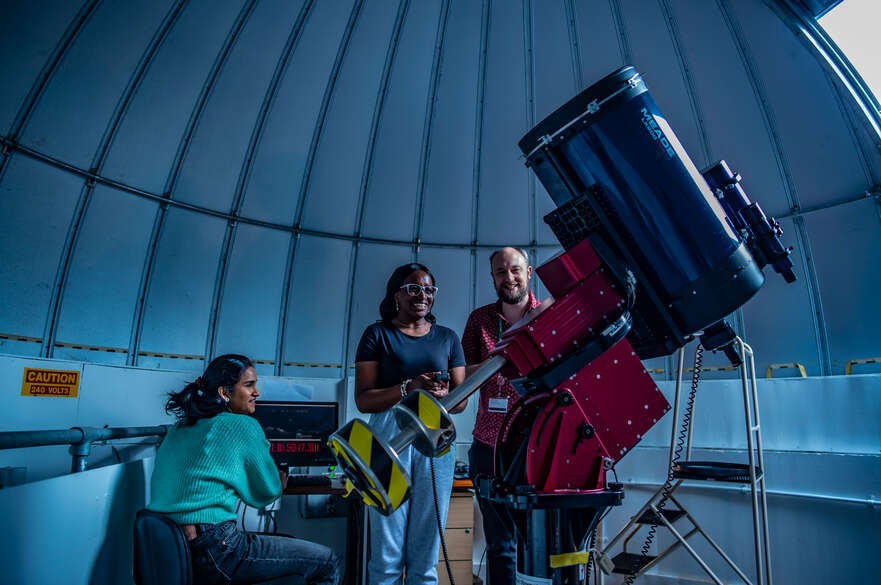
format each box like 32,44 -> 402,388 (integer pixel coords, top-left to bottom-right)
462,291 -> 542,446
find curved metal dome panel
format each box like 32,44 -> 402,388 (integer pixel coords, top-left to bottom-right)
0,0 -> 878,378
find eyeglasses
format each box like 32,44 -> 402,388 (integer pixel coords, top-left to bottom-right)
399,284 -> 438,297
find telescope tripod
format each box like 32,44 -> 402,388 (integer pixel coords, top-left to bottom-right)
601,338 -> 773,585
479,484 -> 622,585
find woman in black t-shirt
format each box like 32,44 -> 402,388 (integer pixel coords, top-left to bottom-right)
354,263 -> 466,585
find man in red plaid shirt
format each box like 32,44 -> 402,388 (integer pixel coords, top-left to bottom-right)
462,247 -> 543,584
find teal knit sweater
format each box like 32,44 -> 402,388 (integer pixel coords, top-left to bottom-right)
148,412 -> 281,525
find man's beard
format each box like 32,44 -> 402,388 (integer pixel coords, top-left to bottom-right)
497,283 -> 528,305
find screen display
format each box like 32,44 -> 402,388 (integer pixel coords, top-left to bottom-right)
254,401 -> 338,468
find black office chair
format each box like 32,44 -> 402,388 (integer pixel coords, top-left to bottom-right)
133,508 -> 192,585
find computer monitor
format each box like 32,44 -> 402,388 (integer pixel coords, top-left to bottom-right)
253,401 -> 339,468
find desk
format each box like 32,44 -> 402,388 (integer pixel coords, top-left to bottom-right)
283,476 -> 348,496
283,477 -> 364,585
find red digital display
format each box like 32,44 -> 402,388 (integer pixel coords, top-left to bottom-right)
270,440 -> 321,454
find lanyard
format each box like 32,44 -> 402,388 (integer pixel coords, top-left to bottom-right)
492,316 -> 508,403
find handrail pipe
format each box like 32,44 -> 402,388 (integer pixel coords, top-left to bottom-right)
0,425 -> 168,473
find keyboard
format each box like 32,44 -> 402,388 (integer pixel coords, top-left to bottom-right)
286,474 -> 332,488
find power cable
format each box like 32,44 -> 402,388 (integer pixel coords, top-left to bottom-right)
431,456 -> 455,585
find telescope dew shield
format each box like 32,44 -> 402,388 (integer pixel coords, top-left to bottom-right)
521,66 -> 765,354
392,390 -> 456,458
327,419 -> 411,515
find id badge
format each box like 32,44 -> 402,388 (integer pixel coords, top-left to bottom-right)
488,397 -> 509,413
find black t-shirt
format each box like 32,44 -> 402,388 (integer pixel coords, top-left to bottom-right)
355,321 -> 466,389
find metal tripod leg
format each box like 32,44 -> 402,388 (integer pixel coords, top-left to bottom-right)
737,338 -> 773,585
601,340 -> 773,585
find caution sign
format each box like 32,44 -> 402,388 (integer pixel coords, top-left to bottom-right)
21,368 -> 80,398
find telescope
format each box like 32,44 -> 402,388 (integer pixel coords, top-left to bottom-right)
329,66 -> 795,583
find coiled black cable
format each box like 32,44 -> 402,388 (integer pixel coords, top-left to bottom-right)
623,344 -> 703,584
430,456 -> 455,585
584,524 -> 596,584
675,344 -> 703,466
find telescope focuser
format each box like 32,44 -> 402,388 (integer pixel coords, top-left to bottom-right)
703,160 -> 796,284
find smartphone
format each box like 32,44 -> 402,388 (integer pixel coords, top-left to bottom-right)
434,371 -> 450,382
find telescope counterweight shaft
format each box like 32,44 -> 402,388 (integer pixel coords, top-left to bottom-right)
387,355 -> 508,454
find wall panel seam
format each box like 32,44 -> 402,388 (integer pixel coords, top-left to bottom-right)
658,0 -> 713,166
208,0 -> 314,362
127,0 -> 258,364
716,0 -> 830,374
42,0 -> 189,358
0,135 -> 563,251
279,0 -> 365,375
608,0 -> 631,66
524,0 -> 536,248
0,0 -> 101,182
340,0 -> 410,379
564,0 -> 583,92
413,0 -> 452,257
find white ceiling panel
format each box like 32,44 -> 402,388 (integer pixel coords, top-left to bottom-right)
421,0 -> 483,246
300,0 -> 406,237
238,0 -> 354,224
19,0 -> 172,168
807,200 -> 881,374
0,157 -> 83,339
740,217 -> 824,376
0,0 -> 81,133
282,235 -> 353,366
362,0 -> 443,241
417,247 -> 473,340
730,0 -> 871,211
102,0 -> 245,194
473,247 -> 497,309
54,186 -> 156,349
173,0 -> 302,212
213,223 -> 289,361
531,0 -> 578,249
535,182 -> 558,246
346,243 -> 413,364
477,0 -> 531,246
838,91 -> 881,186
137,208 -> 226,357
573,0 -> 625,84
667,0 -> 790,210
532,0 -> 578,123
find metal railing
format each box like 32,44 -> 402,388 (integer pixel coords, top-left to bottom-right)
0,425 -> 168,473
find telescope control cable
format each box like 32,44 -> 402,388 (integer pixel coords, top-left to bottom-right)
430,456 -> 455,585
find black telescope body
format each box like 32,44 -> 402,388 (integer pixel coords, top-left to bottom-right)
519,66 -> 795,359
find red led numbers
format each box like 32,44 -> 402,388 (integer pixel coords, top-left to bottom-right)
271,441 -> 320,454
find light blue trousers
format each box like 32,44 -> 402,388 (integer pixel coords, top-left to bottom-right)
367,410 -> 456,585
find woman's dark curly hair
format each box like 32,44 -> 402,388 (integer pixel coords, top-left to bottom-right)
379,263 -> 437,324
165,354 -> 254,427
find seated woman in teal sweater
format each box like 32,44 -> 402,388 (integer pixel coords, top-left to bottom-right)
148,354 -> 339,585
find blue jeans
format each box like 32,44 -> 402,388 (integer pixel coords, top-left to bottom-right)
367,410 -> 455,585
469,440 -> 517,585
188,520 -> 340,585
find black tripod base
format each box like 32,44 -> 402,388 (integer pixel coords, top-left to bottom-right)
480,483 -> 624,584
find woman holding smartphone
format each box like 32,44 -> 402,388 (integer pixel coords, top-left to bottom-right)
354,263 -> 467,585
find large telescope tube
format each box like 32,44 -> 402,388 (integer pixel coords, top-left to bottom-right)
520,66 -> 782,357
